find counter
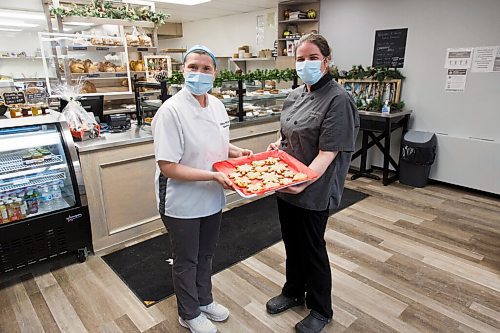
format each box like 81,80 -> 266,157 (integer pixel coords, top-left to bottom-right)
76,116 -> 280,254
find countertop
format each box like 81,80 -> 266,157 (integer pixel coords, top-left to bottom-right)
75,114 -> 281,153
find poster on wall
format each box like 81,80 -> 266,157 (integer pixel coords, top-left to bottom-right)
495,47 -> 500,72
445,69 -> 468,92
256,14 -> 265,48
471,46 -> 499,72
372,28 -> 408,68
444,47 -> 473,69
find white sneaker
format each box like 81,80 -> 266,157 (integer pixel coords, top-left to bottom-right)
200,301 -> 230,322
179,313 -> 217,333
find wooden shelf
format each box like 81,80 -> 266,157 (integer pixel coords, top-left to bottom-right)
0,56 -> 42,60
230,58 -> 274,62
278,19 -> 318,23
61,16 -> 155,28
71,72 -> 130,79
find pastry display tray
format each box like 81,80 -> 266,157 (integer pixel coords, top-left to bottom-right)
213,150 -> 318,198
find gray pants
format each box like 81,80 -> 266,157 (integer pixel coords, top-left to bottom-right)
161,211 -> 222,320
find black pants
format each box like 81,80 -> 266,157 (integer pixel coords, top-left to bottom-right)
277,197 -> 333,319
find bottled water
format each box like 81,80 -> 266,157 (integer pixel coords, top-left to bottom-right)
51,184 -> 64,210
40,185 -> 53,211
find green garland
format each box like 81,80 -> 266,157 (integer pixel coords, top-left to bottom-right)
50,0 -> 169,25
331,65 -> 405,82
164,68 -> 298,87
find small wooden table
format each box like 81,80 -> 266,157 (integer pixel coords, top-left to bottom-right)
351,110 -> 412,185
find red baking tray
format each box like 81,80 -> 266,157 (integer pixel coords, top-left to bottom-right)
213,150 -> 318,198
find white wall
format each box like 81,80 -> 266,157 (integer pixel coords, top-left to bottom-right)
321,0 -> 500,194
159,9 -> 278,61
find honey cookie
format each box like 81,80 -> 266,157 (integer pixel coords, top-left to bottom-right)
261,173 -> 281,184
247,182 -> 263,193
264,182 -> 280,190
279,178 -> 293,185
251,160 -> 266,167
228,171 -> 242,179
234,176 -> 251,187
236,164 -> 253,174
264,157 -> 280,165
246,171 -> 261,180
269,162 -> 288,174
293,173 -> 308,181
282,170 -> 296,178
254,165 -> 269,173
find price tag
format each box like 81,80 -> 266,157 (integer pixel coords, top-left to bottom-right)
86,73 -> 100,78
72,46 -> 88,51
96,47 -> 110,51
3,91 -> 26,105
137,47 -> 149,52
222,94 -> 231,99
115,73 -> 128,77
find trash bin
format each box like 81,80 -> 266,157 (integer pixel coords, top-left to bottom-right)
399,130 -> 437,187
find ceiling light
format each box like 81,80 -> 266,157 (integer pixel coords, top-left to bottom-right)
63,22 -> 95,26
153,0 -> 211,5
0,28 -> 22,32
0,20 -> 38,28
0,10 -> 45,20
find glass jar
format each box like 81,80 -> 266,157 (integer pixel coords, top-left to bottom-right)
9,107 -> 21,118
21,107 -> 31,117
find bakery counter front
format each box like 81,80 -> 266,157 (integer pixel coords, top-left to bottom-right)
76,116 -> 280,254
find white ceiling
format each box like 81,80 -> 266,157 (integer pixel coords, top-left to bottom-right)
0,0 -> 282,26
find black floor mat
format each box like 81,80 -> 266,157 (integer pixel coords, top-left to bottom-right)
102,189 -> 368,306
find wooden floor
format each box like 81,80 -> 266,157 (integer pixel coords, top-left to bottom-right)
1,174 -> 499,333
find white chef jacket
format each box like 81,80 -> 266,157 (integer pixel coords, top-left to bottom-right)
152,87 -> 230,218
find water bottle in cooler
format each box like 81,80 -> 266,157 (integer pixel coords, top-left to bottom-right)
51,184 -> 64,209
40,185 -> 53,210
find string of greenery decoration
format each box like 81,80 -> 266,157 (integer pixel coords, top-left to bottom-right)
50,0 -> 169,25
331,65 -> 405,82
164,68 -> 298,87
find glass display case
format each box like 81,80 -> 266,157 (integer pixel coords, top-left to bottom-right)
0,113 -> 91,272
39,32 -> 131,97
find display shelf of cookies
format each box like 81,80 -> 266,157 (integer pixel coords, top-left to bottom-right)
213,150 -> 318,198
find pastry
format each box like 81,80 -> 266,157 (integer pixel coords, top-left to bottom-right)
86,64 -> 99,73
234,176 -> 251,188
80,81 -> 97,94
264,157 -> 280,165
251,160 -> 266,167
126,34 -> 140,46
228,171 -> 242,179
280,178 -> 293,185
139,34 -> 152,46
247,182 -> 263,193
254,165 -> 269,173
115,65 -> 126,72
103,37 -> 115,46
90,37 -> 103,45
293,173 -> 308,181
246,171 -> 261,180
282,170 -> 296,178
261,173 -> 281,184
264,182 -> 280,190
236,164 -> 253,174
70,62 -> 85,73
269,163 -> 288,174
134,62 -> 144,71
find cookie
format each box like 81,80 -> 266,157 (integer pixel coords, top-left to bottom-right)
247,182 -> 264,193
282,170 -> 296,178
293,173 -> 308,181
269,163 -> 288,174
236,164 -> 254,174
234,176 -> 251,187
246,171 -> 261,180
228,171 -> 242,179
279,178 -> 293,185
254,165 -> 269,173
264,157 -> 280,165
251,160 -> 266,167
264,182 -> 280,190
261,173 -> 281,184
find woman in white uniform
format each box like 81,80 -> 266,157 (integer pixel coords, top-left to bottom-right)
152,45 -> 252,333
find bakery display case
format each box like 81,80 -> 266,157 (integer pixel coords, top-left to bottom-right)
39,32 -> 132,97
0,113 -> 92,272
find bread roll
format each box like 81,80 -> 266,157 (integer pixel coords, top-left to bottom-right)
70,62 -> 85,73
81,81 -> 96,94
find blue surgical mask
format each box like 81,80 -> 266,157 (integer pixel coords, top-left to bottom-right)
184,72 -> 214,95
295,60 -> 324,85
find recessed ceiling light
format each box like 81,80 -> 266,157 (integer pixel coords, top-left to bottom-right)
154,0 -> 211,5
0,10 -> 45,20
63,22 -> 95,26
0,20 -> 38,28
0,28 -> 23,32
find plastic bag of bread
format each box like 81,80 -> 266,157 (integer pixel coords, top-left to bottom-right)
70,60 -> 85,73
139,33 -> 152,47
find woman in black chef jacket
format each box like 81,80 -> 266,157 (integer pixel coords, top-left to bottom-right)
266,33 -> 359,333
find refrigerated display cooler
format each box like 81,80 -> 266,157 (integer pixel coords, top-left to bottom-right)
0,113 -> 91,272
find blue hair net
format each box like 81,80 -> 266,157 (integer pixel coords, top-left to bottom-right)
183,45 -> 217,68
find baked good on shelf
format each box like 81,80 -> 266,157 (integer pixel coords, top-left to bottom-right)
139,34 -> 152,46
90,37 -> 103,45
115,65 -> 126,72
80,81 -> 97,94
70,61 -> 85,73
103,37 -> 115,46
270,89 -> 280,94
126,34 -> 140,46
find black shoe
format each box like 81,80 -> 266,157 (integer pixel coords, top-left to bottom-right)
295,310 -> 332,333
266,294 -> 304,314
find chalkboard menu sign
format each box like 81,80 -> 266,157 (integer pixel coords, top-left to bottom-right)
372,28 -> 408,68
3,91 -> 26,105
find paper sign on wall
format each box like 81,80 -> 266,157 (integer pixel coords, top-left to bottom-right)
445,69 -> 468,92
444,48 -> 473,69
471,46 -> 500,72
